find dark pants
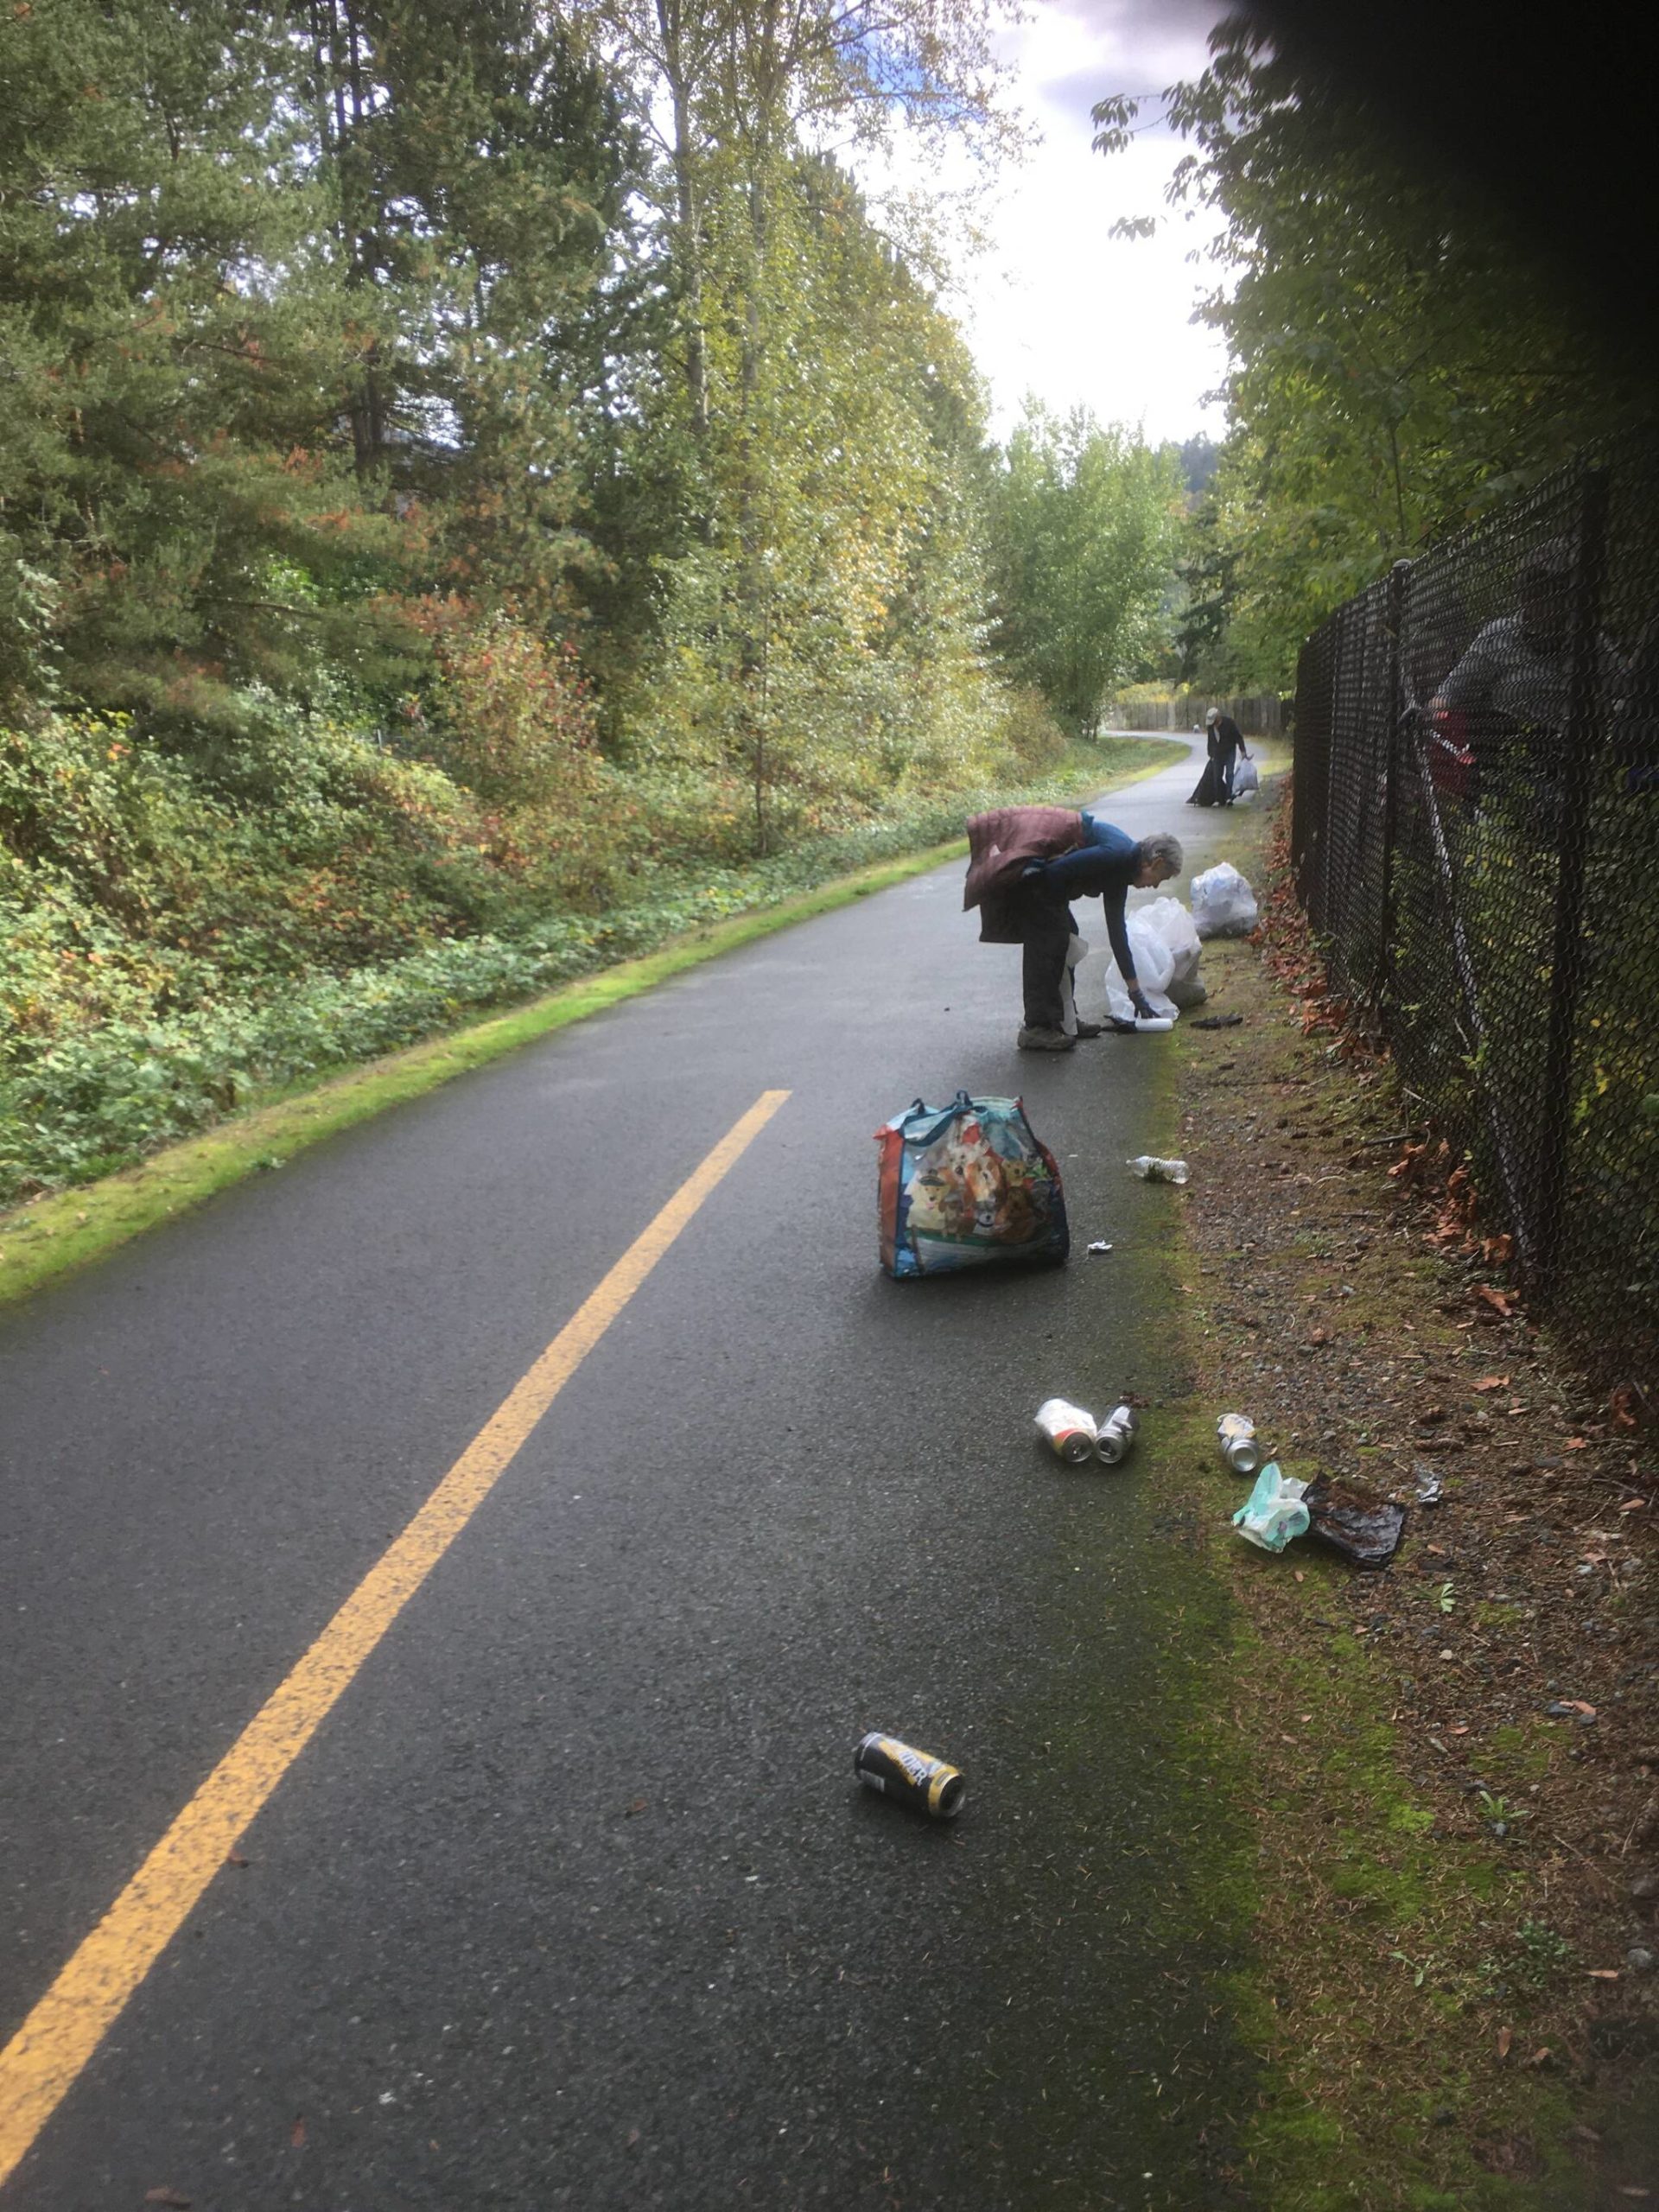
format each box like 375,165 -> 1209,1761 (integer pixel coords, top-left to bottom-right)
1005,875 -> 1077,1030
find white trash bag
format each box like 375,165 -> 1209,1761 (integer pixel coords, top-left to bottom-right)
1190,861 -> 1259,940
1231,755 -> 1260,800
1102,912 -> 1179,1024
1135,895 -> 1207,1009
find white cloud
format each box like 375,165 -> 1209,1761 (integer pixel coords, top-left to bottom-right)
868,0 -> 1234,447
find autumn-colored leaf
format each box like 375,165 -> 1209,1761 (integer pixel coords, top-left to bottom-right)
1564,1436 -> 1589,1451
1586,1968 -> 1621,1980
1473,1375 -> 1510,1393
291,2117 -> 307,2148
1497,2025 -> 1513,2059
1475,1285 -> 1515,1318
1560,1700 -> 1598,1716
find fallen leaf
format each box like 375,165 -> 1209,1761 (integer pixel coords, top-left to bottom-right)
1308,1326 -> 1332,1345
1560,1700 -> 1599,1717
624,1798 -> 648,1817
1565,1436 -> 1589,1451
1526,2046 -> 1551,2068
291,2117 -> 307,2148
1294,1569 -> 1306,1583
226,1851 -> 250,1869
1475,1284 -> 1516,1318
1497,2025 -> 1513,2059
1587,1968 -> 1621,1980
1450,1724 -> 1470,1735
1620,1497 -> 1645,1513
1473,1376 -> 1511,1393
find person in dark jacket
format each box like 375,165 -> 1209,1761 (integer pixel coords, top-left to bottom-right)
1205,706 -> 1250,801
963,809 -> 1183,1051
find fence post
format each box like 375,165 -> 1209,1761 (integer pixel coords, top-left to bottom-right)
1374,558 -> 1414,1004
1535,461 -> 1612,1293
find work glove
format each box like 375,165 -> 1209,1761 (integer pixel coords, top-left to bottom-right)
1128,986 -> 1155,1020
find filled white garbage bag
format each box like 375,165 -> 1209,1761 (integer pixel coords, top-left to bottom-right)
1135,895 -> 1207,1008
1102,912 -> 1179,1023
1190,861 -> 1259,940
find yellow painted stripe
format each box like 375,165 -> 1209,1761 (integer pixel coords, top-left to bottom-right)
0,1088 -> 791,2188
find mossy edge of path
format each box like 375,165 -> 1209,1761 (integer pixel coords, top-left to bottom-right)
1148,775 -> 1592,2209
0,746 -> 1182,1311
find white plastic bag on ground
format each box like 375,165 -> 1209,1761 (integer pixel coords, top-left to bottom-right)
1102,912 -> 1179,1022
1135,895 -> 1207,1008
1231,1462 -> 1309,1554
1231,755 -> 1260,800
1190,861 -> 1259,940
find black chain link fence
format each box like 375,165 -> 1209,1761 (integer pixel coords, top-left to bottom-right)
1294,429 -> 1659,1394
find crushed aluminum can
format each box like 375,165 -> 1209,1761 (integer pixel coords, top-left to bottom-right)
1095,1403 -> 1138,1466
1035,1397 -> 1098,1465
854,1733 -> 965,1820
1217,1412 -> 1261,1476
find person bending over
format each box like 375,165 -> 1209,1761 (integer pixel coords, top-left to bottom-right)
963,809 -> 1183,1052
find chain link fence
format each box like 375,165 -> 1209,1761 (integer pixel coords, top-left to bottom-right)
1294,429 -> 1659,1393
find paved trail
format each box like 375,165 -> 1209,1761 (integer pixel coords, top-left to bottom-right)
1,739 -> 1262,2210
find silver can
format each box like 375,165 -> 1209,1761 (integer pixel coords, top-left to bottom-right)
1035,1397 -> 1097,1465
1217,1412 -> 1260,1475
1095,1403 -> 1138,1465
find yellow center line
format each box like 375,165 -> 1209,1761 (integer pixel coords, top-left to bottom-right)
0,1088 -> 791,2188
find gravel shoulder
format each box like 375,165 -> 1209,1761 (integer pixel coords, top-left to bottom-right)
1160,770 -> 1659,2208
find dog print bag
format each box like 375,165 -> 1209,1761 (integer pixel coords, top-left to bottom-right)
876,1091 -> 1070,1279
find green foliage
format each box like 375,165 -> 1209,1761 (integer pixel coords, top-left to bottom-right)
987,403 -> 1185,734
1096,25 -> 1652,687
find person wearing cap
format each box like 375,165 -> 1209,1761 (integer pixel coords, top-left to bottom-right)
1205,705 -> 1250,802
1429,539 -> 1624,803
963,808 -> 1183,1052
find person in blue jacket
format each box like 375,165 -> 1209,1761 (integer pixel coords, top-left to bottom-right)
1009,818 -> 1183,1052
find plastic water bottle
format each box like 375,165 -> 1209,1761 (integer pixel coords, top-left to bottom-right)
1133,1014 -> 1175,1033
1127,1156 -> 1189,1184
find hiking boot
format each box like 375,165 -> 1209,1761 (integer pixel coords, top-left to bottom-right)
1016,1026 -> 1075,1052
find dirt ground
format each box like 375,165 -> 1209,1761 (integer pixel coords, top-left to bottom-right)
1162,777 -> 1659,2207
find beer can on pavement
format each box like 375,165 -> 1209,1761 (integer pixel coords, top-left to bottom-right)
855,1733 -> 966,1820
1217,1412 -> 1261,1475
1095,1404 -> 1138,1465
1035,1396 -> 1097,1465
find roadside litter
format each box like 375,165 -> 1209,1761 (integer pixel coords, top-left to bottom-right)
1094,1403 -> 1138,1465
1034,1396 -> 1137,1466
1128,1155 -> 1189,1184
1035,1396 -> 1098,1464
1086,1239 -> 1114,1255
855,1733 -> 965,1820
1190,861 -> 1259,939
1231,1461 -> 1311,1553
1231,754 -> 1261,800
1304,1475 -> 1408,1568
1217,1412 -> 1262,1475
1413,1463 -> 1445,1506
1190,1013 -> 1243,1031
877,1091 -> 1067,1279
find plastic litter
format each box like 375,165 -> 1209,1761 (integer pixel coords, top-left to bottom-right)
1217,1412 -> 1262,1475
1304,1475 -> 1408,1568
1231,1461 -> 1310,1553
1231,754 -> 1260,799
1190,861 -> 1260,940
1086,1239 -> 1114,1255
1135,895 -> 1208,1009
1190,1013 -> 1243,1031
1127,1155 -> 1189,1184
1413,1463 -> 1445,1506
1034,1397 -> 1097,1464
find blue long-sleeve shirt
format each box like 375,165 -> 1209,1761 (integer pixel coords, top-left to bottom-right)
1031,815 -> 1141,982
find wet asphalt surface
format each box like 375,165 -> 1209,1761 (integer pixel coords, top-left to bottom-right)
0,739 -> 1263,2210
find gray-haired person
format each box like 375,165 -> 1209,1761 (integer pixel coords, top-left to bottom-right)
963,809 -> 1184,1052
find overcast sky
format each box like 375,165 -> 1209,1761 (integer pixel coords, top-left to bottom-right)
952,0 -> 1231,448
